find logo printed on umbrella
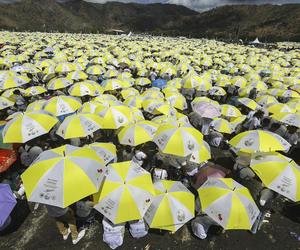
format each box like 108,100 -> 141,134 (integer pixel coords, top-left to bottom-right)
244,138 -> 254,146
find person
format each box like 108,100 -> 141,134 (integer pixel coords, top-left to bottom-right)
269,122 -> 286,137
76,198 -> 95,230
45,204 -> 85,245
191,215 -> 219,240
132,149 -> 147,167
283,126 -> 299,147
121,145 -> 134,161
249,87 -> 257,99
70,137 -> 81,147
247,111 -> 263,130
19,143 -> 43,167
251,188 -> 275,234
207,127 -> 224,148
233,151 -> 255,180
149,68 -> 157,82
152,160 -> 168,182
128,219 -> 148,239
13,89 -> 27,111
199,117 -> 212,136
102,217 -> 125,249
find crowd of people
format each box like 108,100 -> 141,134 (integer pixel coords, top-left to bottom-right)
0,32 -> 299,249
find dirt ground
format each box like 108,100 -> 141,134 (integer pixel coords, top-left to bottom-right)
0,203 -> 299,250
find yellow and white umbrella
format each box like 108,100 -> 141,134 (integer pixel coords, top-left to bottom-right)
101,78 -> 125,91
211,118 -> 234,134
198,178 -> 260,230
55,62 -> 75,73
188,141 -> 211,164
220,104 -> 242,118
153,123 -> 203,157
229,130 -> 291,153
118,120 -> 158,146
144,180 -> 195,232
255,95 -> 278,106
24,86 -> 47,96
135,77 -> 151,86
86,65 -> 105,75
0,71 -> 30,90
271,112 -> 300,128
2,110 -> 58,143
56,113 -> 104,139
21,145 -> 105,208
250,152 -> 300,201
152,112 -> 190,125
78,101 -> 103,114
165,92 -> 187,111
94,161 -> 155,224
97,105 -> 133,129
67,70 -> 88,81
26,99 -> 47,112
123,95 -> 143,108
121,88 -> 139,99
0,96 -> 14,110
47,77 -> 73,90
68,81 -> 103,97
267,103 -> 295,114
43,95 -> 82,116
182,75 -> 204,89
238,98 -> 260,111
86,142 -> 117,165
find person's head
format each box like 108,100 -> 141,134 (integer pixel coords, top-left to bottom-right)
13,89 -> 21,95
270,122 -> 281,132
287,125 -> 298,134
262,117 -> 271,128
125,145 -> 132,153
155,159 -> 163,168
255,110 -> 264,119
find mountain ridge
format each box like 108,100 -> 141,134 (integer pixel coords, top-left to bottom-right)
0,0 -> 300,42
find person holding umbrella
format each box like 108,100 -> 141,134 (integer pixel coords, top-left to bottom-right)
45,204 -> 86,244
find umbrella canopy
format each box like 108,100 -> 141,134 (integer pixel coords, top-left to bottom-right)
21,145 -> 105,208
188,141 -> 211,164
2,111 -> 58,143
250,152 -> 300,202
211,118 -> 234,134
220,104 -> 241,118
153,123 -> 203,157
68,81 -> 103,97
24,86 -> 47,96
152,78 -> 167,89
229,130 -> 291,153
94,161 -> 155,224
198,178 -> 260,230
271,112 -> 300,128
0,71 -> 30,90
0,184 -> 17,227
97,105 -> 133,129
144,180 -> 195,232
86,142 -> 117,165
238,98 -> 260,111
192,102 -> 221,119
118,120 -> 158,146
0,97 -> 14,110
56,113 -> 104,139
43,95 -> 82,116
47,77 -> 73,90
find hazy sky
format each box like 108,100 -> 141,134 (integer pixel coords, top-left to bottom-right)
1,0 -> 300,11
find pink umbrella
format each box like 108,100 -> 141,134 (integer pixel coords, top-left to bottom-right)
192,164 -> 230,189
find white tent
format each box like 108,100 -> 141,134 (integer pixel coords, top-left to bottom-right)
251,38 -> 261,44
